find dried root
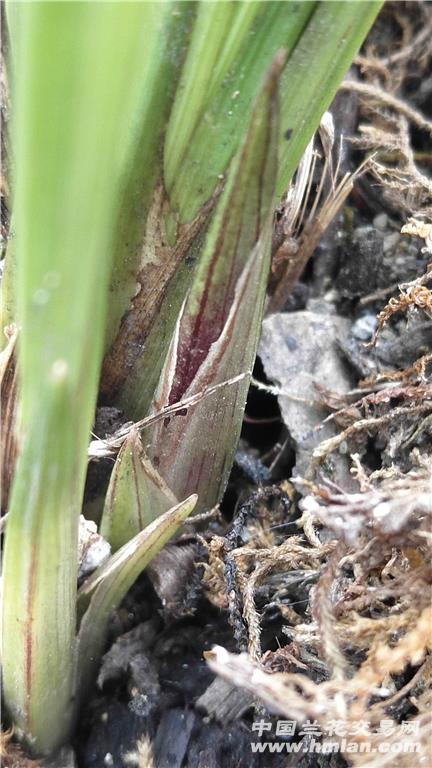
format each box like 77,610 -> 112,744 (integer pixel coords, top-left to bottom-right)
269,113 -> 369,312
206,371 -> 432,767
208,646 -> 432,768
367,265 -> 432,348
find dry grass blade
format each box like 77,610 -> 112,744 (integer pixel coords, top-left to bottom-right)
269,114 -> 370,313
88,373 -> 248,459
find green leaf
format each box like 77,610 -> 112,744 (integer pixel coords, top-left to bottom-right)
101,2 -> 381,421
1,1 -> 177,755
99,426 -> 177,553
99,1 -> 310,415
146,54 -> 282,511
76,495 -> 197,699
101,3 -> 193,357
165,2 -> 314,222
100,183 -> 212,413
276,1 -> 382,195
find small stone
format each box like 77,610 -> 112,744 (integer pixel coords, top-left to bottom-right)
383,231 -> 400,253
306,297 -> 337,314
259,311 -> 355,487
324,289 -> 339,303
78,515 -> 111,580
351,314 -> 378,342
235,451 -> 272,485
373,213 -> 388,231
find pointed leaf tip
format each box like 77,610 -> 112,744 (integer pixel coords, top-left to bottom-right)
76,493 -> 197,699
99,425 -> 177,552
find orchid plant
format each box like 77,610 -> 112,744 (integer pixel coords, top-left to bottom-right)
0,1 -> 381,757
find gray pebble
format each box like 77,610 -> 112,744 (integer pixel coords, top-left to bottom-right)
351,314 -> 378,341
